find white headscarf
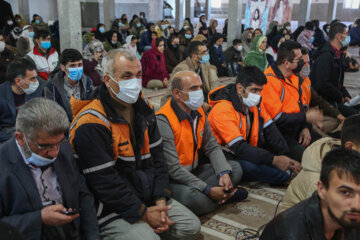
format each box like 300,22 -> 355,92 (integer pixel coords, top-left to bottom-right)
124,35 -> 137,54
21,25 -> 35,50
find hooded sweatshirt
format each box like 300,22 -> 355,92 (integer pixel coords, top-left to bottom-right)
244,35 -> 268,71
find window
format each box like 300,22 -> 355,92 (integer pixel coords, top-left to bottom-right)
343,0 -> 360,9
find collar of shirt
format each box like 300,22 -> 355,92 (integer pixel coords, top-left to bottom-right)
15,139 -> 31,166
331,43 -> 342,59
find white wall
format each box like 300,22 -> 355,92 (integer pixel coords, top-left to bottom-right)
7,0 -> 57,23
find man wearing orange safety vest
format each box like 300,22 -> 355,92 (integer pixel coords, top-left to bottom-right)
69,49 -> 201,240
208,66 -> 302,185
261,41 -> 323,162
156,71 -> 247,215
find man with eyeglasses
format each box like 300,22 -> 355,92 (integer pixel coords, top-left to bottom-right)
0,58 -> 43,145
311,22 -> 359,117
0,98 -> 100,240
261,40 -> 323,162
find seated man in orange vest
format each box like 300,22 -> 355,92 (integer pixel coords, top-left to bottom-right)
261,40 -> 323,162
156,71 -> 247,215
69,49 -> 201,240
208,66 -> 302,185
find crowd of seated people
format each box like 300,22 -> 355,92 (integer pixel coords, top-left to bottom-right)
1,6 -> 360,239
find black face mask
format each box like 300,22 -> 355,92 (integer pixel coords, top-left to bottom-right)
247,38 -> 252,43
172,44 -> 178,49
292,59 -> 305,74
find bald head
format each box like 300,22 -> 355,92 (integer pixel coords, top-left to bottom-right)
171,71 -> 201,92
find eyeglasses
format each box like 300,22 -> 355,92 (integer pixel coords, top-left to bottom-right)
31,137 -> 67,151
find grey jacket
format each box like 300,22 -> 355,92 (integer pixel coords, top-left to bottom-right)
156,98 -> 232,191
43,69 -> 93,121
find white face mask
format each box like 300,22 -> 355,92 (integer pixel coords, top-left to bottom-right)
181,89 -> 204,110
242,92 -> 261,107
236,45 -> 243,52
21,79 -> 39,95
0,41 -> 5,53
109,75 -> 142,104
300,65 -> 311,77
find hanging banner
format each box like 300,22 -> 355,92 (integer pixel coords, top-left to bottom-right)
244,0 -> 270,33
267,0 -> 293,26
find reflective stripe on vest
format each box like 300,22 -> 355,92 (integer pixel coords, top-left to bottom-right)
265,73 -> 285,102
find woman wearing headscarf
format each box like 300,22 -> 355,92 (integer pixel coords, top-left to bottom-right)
164,35 -> 183,73
130,17 -> 145,39
209,33 -> 227,76
14,14 -> 27,28
207,19 -> 218,43
82,32 -> 95,49
94,23 -> 106,42
266,21 -> 279,46
265,35 -> 285,66
240,29 -> 253,57
141,38 -> 170,89
244,35 -> 268,71
297,22 -> 314,54
179,20 -> 191,35
124,35 -> 141,59
2,16 -> 15,38
83,39 -> 105,86
103,30 -> 122,51
291,26 -> 305,42
16,25 -> 35,57
350,18 -> 360,46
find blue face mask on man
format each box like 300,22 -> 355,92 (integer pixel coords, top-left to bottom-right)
67,67 -> 83,82
185,34 -> 192,39
136,23 -> 141,28
23,136 -> 57,167
99,27 -> 105,33
310,36 -> 314,43
199,54 -> 210,64
341,35 -> 350,47
40,41 -> 51,50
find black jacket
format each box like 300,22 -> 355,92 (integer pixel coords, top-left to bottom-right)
209,84 -> 289,166
260,191 -> 360,240
72,84 -> 171,226
224,46 -> 243,64
310,41 -> 351,105
0,138 -> 99,240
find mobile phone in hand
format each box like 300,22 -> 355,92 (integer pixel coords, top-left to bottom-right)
63,208 -> 81,215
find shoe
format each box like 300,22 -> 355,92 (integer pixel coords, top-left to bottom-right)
226,187 -> 248,204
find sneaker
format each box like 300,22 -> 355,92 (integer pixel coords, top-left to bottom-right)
226,187 -> 248,204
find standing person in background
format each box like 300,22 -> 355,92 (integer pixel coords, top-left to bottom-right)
222,19 -> 228,42
207,19 -> 218,43
312,19 -> 326,48
83,39 -> 105,87
26,29 -> 59,81
139,12 -> 148,28
141,38 -> 170,89
2,16 -> 15,38
0,0 -> 14,31
164,35 -> 183,73
0,34 -> 15,84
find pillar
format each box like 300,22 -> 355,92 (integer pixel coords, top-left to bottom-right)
327,0 -> 337,23
185,0 -> 194,19
149,0 -> 164,22
298,0 -> 312,26
103,0 -> 115,30
57,0 -> 82,52
205,0 -> 211,20
175,0 -> 184,31
18,0 -> 30,24
227,0 -> 243,48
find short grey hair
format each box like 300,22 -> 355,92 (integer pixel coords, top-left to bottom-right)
170,70 -> 198,91
102,48 -> 138,77
15,98 -> 69,139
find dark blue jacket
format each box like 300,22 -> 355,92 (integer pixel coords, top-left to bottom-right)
350,26 -> 360,46
0,81 -> 42,143
139,30 -> 152,53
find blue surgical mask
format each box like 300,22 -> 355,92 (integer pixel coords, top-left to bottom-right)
310,36 -> 314,43
118,22 -> 123,27
99,27 -> 105,33
181,89 -> 204,110
35,19 -> 40,24
40,41 -> 51,50
326,28 -> 330,33
29,32 -> 35,38
111,40 -> 117,45
341,35 -> 350,47
24,136 -> 57,167
67,67 -> 83,82
185,34 -> 192,39
199,54 -> 210,64
136,23 -> 141,28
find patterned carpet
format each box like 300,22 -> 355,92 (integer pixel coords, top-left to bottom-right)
197,182 -> 286,240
